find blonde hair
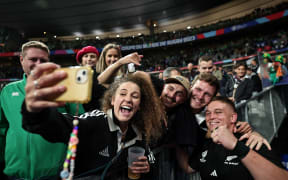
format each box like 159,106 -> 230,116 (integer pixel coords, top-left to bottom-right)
21,41 -> 50,57
96,43 -> 122,74
102,74 -> 165,143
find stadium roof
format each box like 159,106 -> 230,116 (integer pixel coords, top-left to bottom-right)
0,0 -> 231,38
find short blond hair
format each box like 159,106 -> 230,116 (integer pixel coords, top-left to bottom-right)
21,41 -> 50,57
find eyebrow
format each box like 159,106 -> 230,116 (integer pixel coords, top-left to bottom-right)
120,89 -> 140,94
207,108 -> 223,112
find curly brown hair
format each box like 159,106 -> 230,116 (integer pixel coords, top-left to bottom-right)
102,74 -> 165,143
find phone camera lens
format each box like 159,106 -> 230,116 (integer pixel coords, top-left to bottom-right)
82,70 -> 86,75
77,76 -> 81,82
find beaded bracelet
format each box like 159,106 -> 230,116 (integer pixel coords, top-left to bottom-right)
60,105 -> 80,180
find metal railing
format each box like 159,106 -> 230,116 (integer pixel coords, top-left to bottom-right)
236,85 -> 287,142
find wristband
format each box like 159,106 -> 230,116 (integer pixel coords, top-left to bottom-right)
232,141 -> 250,159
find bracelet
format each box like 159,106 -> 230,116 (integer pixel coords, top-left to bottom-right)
232,141 -> 250,159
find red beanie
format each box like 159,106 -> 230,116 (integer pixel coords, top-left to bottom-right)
76,46 -> 100,64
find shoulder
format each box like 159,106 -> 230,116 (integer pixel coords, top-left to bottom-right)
77,110 -> 109,131
1,80 -> 23,96
79,109 -> 107,119
1,80 -> 22,90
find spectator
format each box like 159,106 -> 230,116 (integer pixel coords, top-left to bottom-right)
225,63 -> 253,103
0,41 -> 85,180
198,55 -> 213,74
188,96 -> 288,180
162,67 -> 182,80
246,66 -> 263,93
76,46 -> 99,67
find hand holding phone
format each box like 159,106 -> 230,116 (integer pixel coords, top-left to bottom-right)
52,66 -> 93,103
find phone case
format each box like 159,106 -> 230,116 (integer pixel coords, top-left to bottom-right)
53,66 -> 93,103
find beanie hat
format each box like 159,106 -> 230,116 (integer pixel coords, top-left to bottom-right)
263,53 -> 271,59
275,55 -> 283,64
76,46 -> 99,64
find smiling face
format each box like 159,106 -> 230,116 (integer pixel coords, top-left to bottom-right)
190,80 -> 215,112
20,47 -> 49,76
111,82 -> 141,123
105,48 -> 119,66
198,60 -> 213,74
81,52 -> 98,67
160,83 -> 187,110
205,100 -> 237,132
234,65 -> 246,78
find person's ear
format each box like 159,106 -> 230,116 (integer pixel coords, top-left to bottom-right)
20,55 -> 24,63
231,113 -> 237,123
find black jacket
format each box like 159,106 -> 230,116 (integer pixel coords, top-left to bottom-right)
225,76 -> 253,103
22,106 -> 148,179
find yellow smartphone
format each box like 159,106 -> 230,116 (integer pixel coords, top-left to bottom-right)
52,66 -> 93,103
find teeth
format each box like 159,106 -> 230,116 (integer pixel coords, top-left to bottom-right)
121,106 -> 131,110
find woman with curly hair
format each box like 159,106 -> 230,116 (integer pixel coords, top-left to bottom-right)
21,62 -> 165,179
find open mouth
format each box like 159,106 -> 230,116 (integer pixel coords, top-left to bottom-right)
120,105 -> 133,113
208,121 -> 220,129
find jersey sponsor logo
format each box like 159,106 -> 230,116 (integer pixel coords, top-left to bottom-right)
99,146 -> 110,157
200,150 -> 207,163
224,155 -> 239,165
210,169 -> 217,177
12,92 -> 19,96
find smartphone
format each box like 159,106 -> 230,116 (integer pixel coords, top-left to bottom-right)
52,66 -> 93,103
128,63 -> 135,73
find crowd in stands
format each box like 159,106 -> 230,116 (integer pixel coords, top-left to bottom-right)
42,1 -> 288,51
0,1 -> 288,82
0,23 -> 287,82
1,2 -> 288,53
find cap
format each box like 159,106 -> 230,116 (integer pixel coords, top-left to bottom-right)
165,75 -> 190,95
263,53 -> 271,59
275,55 -> 283,63
76,46 -> 100,64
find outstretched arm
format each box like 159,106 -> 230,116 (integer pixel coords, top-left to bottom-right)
23,62 -> 72,142
242,149 -> 288,180
97,52 -> 142,87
